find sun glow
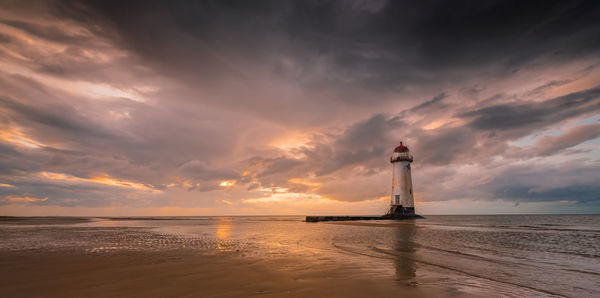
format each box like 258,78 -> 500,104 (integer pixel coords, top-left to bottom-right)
219,180 -> 236,187
243,192 -> 328,204
242,192 -> 389,215
269,132 -> 312,151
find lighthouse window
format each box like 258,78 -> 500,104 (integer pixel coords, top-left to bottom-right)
410,188 -> 412,194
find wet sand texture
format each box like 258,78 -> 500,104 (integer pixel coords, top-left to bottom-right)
0,251 -> 432,298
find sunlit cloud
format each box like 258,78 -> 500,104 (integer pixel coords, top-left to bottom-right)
243,192 -> 386,205
242,193 -> 390,215
38,172 -> 159,192
219,199 -> 233,205
219,180 -> 236,187
288,178 -> 320,188
0,127 -> 45,148
422,118 -> 464,130
243,192 -> 331,204
269,132 -> 313,151
4,195 -> 47,203
0,61 -> 148,102
259,187 -> 288,193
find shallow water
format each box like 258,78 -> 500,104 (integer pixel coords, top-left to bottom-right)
0,215 -> 598,297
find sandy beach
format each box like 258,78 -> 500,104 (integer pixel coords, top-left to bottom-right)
0,215 -> 598,297
0,250 -> 432,298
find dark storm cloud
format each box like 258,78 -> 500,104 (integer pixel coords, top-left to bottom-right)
0,180 -> 145,207
461,85 -> 600,132
410,92 -> 449,112
316,114 -> 404,174
499,184 -> 600,203
485,164 -> 600,203
0,143 -> 41,175
54,0 -> 600,92
178,160 -> 239,181
0,95 -> 115,140
411,87 -> 600,166
412,127 -> 480,166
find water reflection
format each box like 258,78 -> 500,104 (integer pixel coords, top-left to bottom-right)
216,217 -> 232,250
392,221 -> 418,284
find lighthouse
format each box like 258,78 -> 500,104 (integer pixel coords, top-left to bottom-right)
389,141 -> 415,217
305,141 -> 421,222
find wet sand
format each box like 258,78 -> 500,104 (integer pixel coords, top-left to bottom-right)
0,250 -> 431,298
0,216 -> 91,225
2,215 -> 597,297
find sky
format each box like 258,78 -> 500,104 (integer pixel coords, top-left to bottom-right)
0,0 -> 599,216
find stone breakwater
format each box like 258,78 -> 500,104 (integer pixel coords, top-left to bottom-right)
305,214 -> 424,222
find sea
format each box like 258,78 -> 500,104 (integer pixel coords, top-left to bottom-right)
0,214 -> 598,297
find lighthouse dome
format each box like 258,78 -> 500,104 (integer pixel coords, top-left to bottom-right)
394,142 -> 409,152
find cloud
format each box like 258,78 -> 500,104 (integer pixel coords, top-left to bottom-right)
507,123 -> 600,158
533,124 -> 600,156
410,92 -> 449,112
0,94 -> 116,140
0,19 -> 90,44
4,195 -> 47,203
460,85 -> 600,132
484,163 -> 600,203
40,0 -> 598,101
0,0 -> 599,214
178,160 -> 239,181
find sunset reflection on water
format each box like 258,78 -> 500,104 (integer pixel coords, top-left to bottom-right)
216,217 -> 232,250
392,222 -> 417,284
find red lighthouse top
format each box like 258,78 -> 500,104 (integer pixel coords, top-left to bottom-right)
391,141 -> 413,162
394,142 -> 409,152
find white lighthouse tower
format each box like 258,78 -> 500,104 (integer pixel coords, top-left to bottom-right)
389,141 -> 415,217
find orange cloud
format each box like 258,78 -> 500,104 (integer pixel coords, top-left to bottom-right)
5,195 -> 47,202
288,177 -> 320,188
38,172 -> 159,192
0,127 -> 45,148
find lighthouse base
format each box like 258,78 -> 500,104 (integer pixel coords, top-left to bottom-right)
383,205 -> 418,219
